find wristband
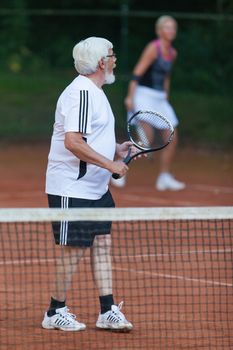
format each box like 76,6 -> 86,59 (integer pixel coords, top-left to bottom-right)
131,74 -> 141,81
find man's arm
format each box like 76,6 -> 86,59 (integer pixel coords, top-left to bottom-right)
65,132 -> 128,177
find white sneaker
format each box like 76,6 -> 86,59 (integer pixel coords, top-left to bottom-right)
110,176 -> 126,188
156,173 -> 186,191
42,306 -> 86,331
96,301 -> 133,331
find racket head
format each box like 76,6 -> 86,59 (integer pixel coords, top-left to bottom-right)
127,110 -> 174,151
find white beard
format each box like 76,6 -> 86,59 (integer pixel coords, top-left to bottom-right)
104,71 -> 115,85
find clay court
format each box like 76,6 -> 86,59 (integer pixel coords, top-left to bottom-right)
0,142 -> 232,208
0,143 -> 232,350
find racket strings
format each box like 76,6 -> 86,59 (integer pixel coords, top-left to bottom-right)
129,112 -> 173,150
135,125 -> 151,148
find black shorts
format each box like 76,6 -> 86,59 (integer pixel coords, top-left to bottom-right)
48,190 -> 115,247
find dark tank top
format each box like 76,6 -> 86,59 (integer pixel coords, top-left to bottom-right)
139,39 -> 175,91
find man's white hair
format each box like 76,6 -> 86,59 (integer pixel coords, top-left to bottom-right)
72,37 -> 113,75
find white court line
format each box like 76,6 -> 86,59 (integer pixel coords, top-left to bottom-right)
189,184 -> 233,194
126,184 -> 233,195
118,248 -> 233,260
119,193 -> 201,206
0,190 -> 44,197
0,249 -> 232,288
0,248 -> 232,266
0,257 -> 56,266
114,267 -> 233,288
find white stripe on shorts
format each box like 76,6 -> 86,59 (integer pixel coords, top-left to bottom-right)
60,196 -> 69,245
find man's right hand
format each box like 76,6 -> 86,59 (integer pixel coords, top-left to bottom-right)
107,160 -> 129,177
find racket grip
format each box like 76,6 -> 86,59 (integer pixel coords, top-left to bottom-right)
112,173 -> 120,179
111,147 -> 132,180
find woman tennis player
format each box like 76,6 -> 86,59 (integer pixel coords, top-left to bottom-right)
112,15 -> 185,191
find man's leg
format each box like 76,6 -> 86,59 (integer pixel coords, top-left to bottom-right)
52,245 -> 86,302
90,235 -> 113,307
91,234 -> 133,331
42,246 -> 86,331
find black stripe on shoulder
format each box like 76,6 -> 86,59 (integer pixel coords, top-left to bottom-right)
78,90 -> 88,133
84,91 -> 88,133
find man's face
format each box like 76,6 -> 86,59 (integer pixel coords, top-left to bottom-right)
104,49 -> 117,85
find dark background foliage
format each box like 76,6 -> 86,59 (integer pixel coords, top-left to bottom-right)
0,0 -> 232,93
0,1 -> 232,146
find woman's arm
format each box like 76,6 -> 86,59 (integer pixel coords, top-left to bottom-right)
125,42 -> 157,111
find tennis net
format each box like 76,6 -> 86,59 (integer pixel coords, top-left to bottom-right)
0,206 -> 232,350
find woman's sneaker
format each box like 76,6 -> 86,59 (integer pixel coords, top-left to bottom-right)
96,301 -> 133,331
156,172 -> 185,191
42,306 -> 86,331
110,176 -> 126,188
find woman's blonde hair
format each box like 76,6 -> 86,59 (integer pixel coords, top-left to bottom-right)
155,15 -> 177,36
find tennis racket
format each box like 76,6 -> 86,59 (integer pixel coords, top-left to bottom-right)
112,110 -> 174,179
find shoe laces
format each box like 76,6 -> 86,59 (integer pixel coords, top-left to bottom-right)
108,301 -> 125,323
117,301 -> 124,311
57,306 -> 76,321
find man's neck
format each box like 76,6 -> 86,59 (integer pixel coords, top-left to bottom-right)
83,72 -> 104,89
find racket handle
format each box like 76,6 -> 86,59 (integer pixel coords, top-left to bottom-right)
112,173 -> 120,179
111,147 -> 132,180
123,146 -> 132,165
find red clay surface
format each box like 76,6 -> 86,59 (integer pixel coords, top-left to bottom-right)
0,143 -> 232,350
0,142 -> 232,208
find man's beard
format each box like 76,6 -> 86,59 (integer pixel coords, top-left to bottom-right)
104,70 -> 115,85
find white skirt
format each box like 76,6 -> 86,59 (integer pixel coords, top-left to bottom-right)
131,85 -> 179,128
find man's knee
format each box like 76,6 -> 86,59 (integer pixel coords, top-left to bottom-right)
93,235 -> 111,251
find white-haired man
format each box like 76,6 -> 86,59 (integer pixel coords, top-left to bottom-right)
42,37 -> 133,332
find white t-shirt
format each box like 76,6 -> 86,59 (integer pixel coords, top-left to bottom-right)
46,75 -> 116,199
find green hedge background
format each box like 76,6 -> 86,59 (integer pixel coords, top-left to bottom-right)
0,1 -> 232,148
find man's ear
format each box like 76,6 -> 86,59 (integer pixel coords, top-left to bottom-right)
98,58 -> 105,70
